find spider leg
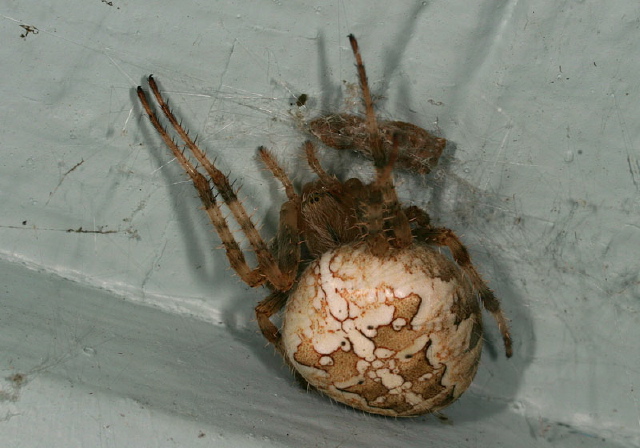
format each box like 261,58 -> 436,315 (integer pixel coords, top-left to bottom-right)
252,148 -> 303,352
137,76 -> 294,291
365,134 -> 412,253
347,37 -> 412,249
407,206 -> 513,358
256,289 -> 312,390
404,205 -> 431,227
255,290 -> 288,350
348,34 -> 385,168
258,146 -> 297,200
303,141 -> 339,187
257,147 -> 301,280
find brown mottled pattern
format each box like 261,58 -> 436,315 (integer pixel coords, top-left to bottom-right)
390,293 -> 421,322
292,336 -> 323,369
283,244 -> 483,416
403,347 -> 446,399
373,323 -> 420,353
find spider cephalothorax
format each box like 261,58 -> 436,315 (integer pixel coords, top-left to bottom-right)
137,34 -> 512,417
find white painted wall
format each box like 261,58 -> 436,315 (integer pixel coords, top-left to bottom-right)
1,0 -> 638,446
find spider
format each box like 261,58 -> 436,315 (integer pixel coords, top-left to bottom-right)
136,34 -> 512,417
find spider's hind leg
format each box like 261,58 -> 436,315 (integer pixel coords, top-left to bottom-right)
408,206 -> 513,358
255,290 -> 288,350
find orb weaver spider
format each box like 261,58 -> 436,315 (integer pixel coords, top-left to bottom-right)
136,34 -> 512,416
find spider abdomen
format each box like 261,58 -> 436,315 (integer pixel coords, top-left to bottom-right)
282,242 -> 483,416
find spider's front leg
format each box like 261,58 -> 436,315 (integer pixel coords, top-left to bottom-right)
253,147 -> 302,350
364,133 -> 412,255
406,206 -> 513,358
308,34 -> 447,176
136,76 -> 298,292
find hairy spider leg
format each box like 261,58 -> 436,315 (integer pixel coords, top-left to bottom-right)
348,36 -> 413,251
358,132 -> 400,256
405,206 -> 513,358
251,148 -> 304,348
137,76 -> 295,291
374,134 -> 412,248
348,34 -> 385,167
302,141 -> 340,187
255,290 -> 288,348
257,147 -> 297,200
256,147 -> 301,281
